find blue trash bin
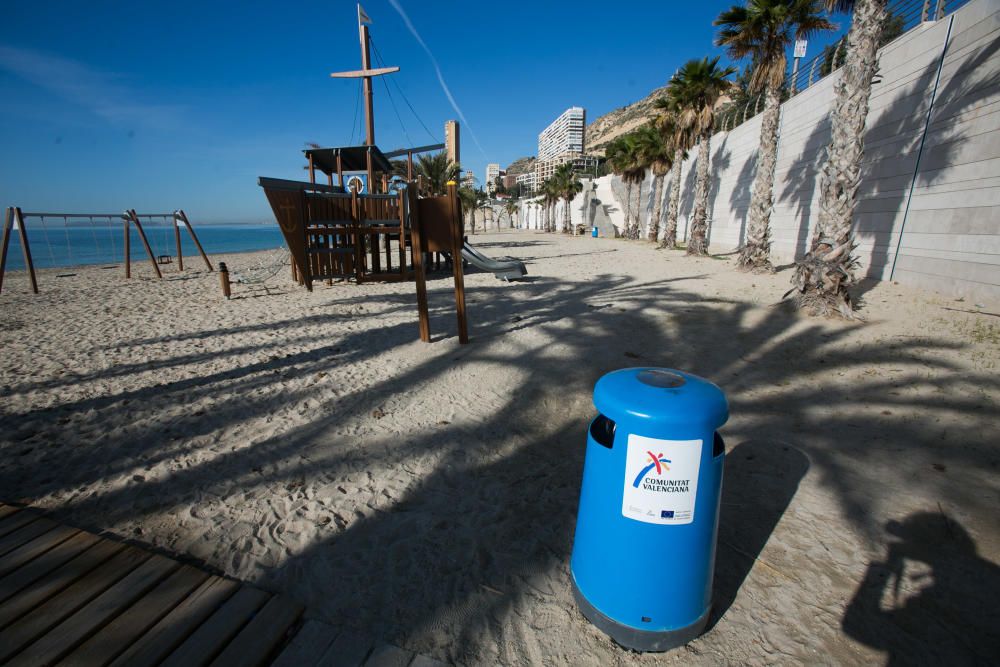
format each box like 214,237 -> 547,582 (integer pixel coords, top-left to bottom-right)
591,226 -> 599,238
570,368 -> 728,651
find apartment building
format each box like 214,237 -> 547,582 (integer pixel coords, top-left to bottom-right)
537,107 -> 586,161
485,163 -> 501,194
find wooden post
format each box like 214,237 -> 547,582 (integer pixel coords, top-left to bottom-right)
397,189 -> 407,278
0,207 -> 13,294
218,261 -> 231,299
327,172 -> 334,186
351,188 -> 363,283
408,189 -> 430,342
446,182 -> 469,344
175,211 -> 213,271
11,209 -> 38,294
308,154 -> 316,185
173,212 -> 183,271
366,148 -> 374,194
1,207 -> 38,294
124,212 -> 131,279
128,210 -> 163,279
407,151 -> 413,181
336,151 -> 344,187
360,24 -> 375,146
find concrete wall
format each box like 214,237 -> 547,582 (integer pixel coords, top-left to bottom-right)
594,0 -> 1000,303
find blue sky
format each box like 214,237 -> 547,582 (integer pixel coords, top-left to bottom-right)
0,1 -> 848,222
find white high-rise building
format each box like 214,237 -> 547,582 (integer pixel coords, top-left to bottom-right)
485,163 -> 501,194
537,107 -> 586,161
516,172 -> 537,195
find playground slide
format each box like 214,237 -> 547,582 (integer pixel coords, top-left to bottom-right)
460,241 -> 528,281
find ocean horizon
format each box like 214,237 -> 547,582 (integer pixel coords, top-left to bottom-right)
2,222 -> 285,271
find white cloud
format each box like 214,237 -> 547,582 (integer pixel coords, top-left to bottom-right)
387,0 -> 486,159
0,45 -> 184,130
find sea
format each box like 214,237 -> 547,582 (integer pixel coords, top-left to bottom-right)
2,222 -> 285,271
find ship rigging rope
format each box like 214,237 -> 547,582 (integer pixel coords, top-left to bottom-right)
370,36 -> 439,143
368,38 -> 414,148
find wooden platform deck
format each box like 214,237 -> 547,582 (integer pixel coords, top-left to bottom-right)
0,503 -> 448,667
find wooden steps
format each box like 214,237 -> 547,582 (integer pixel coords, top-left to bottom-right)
0,503 -> 449,666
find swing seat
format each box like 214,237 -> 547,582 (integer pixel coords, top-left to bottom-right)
157,254 -> 173,265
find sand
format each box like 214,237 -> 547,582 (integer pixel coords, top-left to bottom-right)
1,230 -> 998,665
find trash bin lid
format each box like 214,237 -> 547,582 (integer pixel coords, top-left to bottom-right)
593,367 -> 728,429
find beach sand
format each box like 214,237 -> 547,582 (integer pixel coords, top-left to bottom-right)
1,230 -> 998,665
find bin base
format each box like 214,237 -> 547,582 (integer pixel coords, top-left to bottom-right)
571,577 -> 710,652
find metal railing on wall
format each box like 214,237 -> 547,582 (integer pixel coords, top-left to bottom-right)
718,0 -> 970,132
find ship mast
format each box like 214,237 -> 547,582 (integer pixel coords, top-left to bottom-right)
330,4 -> 399,146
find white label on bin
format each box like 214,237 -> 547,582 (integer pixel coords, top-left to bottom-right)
622,434 -> 702,525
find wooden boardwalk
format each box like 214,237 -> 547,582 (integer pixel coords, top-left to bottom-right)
0,503 -> 448,667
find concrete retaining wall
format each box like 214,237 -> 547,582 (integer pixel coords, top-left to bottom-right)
591,0 -> 1000,303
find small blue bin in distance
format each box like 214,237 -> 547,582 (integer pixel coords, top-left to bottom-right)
570,368 -> 728,651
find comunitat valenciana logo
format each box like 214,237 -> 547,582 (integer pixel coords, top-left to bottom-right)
632,451 -> 671,488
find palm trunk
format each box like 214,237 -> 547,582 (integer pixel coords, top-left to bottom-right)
564,196 -> 572,233
662,149 -> 684,249
633,179 -> 644,240
687,133 -> 712,256
739,84 -> 781,273
624,181 -> 633,238
648,171 -> 666,243
791,0 -> 887,317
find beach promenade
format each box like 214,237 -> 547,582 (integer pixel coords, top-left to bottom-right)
1,230 -> 997,665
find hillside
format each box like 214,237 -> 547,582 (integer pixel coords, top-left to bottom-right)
586,85 -> 669,155
505,156 -> 536,176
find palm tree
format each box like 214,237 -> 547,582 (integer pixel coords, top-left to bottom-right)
653,98 -> 690,249
416,151 -> 461,196
541,178 -> 561,233
503,200 -> 519,228
605,134 -> 646,239
669,57 -> 737,255
457,186 -> 478,234
716,0 -> 834,273
634,123 -> 674,243
553,163 -> 583,234
790,0 -> 888,317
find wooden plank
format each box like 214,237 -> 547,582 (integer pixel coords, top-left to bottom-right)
0,531 -> 100,606
409,655 -> 450,667
363,643 -> 414,667
209,595 -> 303,667
61,565 -> 208,667
0,545 -> 147,662
0,504 -> 19,521
109,575 -> 238,667
0,517 -> 58,558
0,523 -> 77,578
316,631 -> 375,667
0,536 -> 119,626
160,586 -> 270,667
8,554 -> 178,666
270,619 -> 339,667
0,509 -> 41,539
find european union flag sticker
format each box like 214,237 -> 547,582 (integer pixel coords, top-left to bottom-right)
661,510 -> 674,518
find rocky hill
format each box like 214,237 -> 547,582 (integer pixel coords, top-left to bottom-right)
586,85 -> 669,156
505,156 -> 536,176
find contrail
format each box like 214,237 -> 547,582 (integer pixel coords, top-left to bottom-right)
387,0 -> 486,159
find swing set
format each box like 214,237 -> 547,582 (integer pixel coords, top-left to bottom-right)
0,207 -> 212,294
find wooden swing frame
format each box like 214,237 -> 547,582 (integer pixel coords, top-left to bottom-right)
0,207 -> 213,294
